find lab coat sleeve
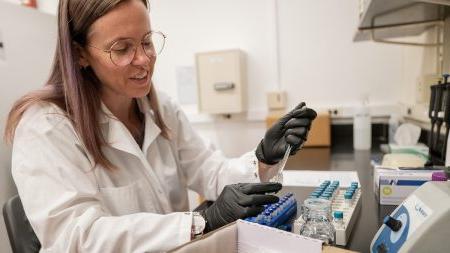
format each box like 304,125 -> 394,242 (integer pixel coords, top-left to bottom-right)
11,104 -> 192,253
164,98 -> 274,200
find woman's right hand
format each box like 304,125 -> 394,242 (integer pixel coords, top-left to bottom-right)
200,182 -> 282,232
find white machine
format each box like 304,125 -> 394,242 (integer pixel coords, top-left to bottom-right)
370,181 -> 450,253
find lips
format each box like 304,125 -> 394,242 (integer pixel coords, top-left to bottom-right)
130,71 -> 148,80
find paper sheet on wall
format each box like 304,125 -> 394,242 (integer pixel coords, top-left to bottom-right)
282,170 -> 360,187
175,66 -> 197,105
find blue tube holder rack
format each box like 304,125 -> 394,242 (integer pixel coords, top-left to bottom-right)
244,192 -> 297,231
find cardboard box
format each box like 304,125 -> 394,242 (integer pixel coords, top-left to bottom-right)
266,113 -> 331,147
373,166 -> 435,205
285,147 -> 331,170
170,220 -> 356,253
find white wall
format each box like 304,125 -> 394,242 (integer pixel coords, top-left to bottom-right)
1,0 -> 58,15
0,2 -> 56,252
27,1 -> 433,115
149,0 -> 432,155
151,0 -> 422,109
278,0 -> 403,108
151,0 -> 278,116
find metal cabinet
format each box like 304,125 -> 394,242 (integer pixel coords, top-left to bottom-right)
195,49 -> 247,115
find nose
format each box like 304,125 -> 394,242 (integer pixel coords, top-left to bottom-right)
131,45 -> 154,66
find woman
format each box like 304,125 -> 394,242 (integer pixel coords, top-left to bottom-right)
4,0 -> 316,252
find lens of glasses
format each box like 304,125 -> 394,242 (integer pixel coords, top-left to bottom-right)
109,32 -> 166,66
110,39 -> 136,66
145,32 -> 165,56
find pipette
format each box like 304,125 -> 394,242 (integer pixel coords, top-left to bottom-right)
270,145 -> 292,183
270,105 -> 308,183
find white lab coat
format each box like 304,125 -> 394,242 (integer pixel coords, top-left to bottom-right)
11,92 -> 265,253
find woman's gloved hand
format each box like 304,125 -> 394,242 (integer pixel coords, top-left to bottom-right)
256,102 -> 317,165
200,182 -> 282,232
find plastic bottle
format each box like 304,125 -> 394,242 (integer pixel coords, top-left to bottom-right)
388,113 -> 399,144
300,198 -> 335,245
333,211 -> 345,230
353,97 -> 371,150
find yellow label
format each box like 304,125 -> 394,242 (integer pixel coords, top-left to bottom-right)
382,186 -> 393,196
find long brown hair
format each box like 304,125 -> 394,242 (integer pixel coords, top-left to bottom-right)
4,0 -> 170,170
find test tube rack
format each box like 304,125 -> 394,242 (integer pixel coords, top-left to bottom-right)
244,192 -> 297,231
292,181 -> 362,246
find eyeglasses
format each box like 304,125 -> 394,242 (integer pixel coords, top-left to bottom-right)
87,31 -> 166,66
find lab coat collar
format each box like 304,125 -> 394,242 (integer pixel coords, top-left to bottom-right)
99,97 -> 161,157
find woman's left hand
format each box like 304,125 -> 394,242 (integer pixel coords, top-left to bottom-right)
255,102 -> 317,165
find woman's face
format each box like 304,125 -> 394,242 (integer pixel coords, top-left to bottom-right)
81,0 -> 154,101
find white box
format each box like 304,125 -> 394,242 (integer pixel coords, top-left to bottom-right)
374,166 -> 435,205
196,49 -> 247,114
170,220 -> 354,253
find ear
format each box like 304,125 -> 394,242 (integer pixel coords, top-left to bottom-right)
73,42 -> 90,68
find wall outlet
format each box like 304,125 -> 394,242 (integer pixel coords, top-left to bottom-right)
0,30 -> 5,61
267,91 -> 287,110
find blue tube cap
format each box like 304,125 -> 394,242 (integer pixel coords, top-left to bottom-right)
334,211 -> 344,219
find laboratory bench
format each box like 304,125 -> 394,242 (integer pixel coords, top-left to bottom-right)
194,141 -> 396,252
280,146 -> 396,253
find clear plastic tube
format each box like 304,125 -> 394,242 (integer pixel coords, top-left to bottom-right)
269,145 -> 292,183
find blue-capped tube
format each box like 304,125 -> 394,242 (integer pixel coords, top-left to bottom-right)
311,191 -> 320,197
344,192 -> 353,207
321,181 -> 330,188
333,211 -> 345,230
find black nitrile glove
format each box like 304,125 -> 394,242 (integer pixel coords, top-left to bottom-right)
200,182 -> 282,232
256,102 -> 317,165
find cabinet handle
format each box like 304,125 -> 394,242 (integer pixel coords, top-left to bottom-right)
214,82 -> 235,91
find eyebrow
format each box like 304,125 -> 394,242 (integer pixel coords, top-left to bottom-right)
105,31 -> 152,48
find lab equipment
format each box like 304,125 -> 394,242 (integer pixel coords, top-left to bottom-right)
269,145 -> 292,183
299,198 -> 335,245
293,180 -> 362,246
374,167 -> 436,205
370,181 -> 450,253
244,192 -> 297,231
426,74 -> 450,166
441,75 -> 450,158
